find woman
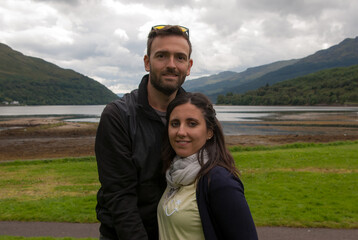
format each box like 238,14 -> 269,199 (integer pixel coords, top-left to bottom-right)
157,92 -> 258,240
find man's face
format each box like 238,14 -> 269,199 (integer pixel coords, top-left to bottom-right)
144,35 -> 193,96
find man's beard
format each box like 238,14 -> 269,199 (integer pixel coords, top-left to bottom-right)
149,70 -> 185,96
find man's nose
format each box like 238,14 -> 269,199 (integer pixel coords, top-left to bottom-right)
167,56 -> 176,68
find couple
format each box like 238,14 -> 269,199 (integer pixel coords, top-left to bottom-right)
95,25 -> 258,240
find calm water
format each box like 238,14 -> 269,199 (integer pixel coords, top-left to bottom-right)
1,105 -> 357,122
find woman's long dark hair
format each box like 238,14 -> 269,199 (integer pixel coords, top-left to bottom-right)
162,92 -> 239,179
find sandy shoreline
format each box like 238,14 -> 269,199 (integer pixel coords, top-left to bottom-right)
1,116 -> 358,161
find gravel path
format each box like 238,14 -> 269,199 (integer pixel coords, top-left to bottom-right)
1,221 -> 358,240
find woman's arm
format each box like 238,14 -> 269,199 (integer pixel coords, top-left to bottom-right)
207,167 -> 258,240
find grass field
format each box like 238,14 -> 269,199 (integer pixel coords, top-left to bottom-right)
233,141 -> 358,228
0,141 -> 357,228
0,236 -> 95,240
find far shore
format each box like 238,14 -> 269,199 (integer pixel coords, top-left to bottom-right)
1,116 -> 358,161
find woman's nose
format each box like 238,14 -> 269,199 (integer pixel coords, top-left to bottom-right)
177,125 -> 186,136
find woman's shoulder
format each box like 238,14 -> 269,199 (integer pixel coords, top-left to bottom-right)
207,166 -> 236,180
205,166 -> 244,191
208,165 -> 230,176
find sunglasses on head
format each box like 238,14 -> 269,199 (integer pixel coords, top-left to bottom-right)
151,25 -> 189,37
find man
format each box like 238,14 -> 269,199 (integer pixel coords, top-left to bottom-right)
95,25 -> 193,240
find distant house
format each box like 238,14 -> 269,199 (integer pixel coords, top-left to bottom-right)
1,100 -> 20,105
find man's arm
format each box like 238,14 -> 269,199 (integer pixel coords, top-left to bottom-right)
96,103 -> 148,239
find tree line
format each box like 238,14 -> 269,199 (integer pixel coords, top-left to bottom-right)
217,65 -> 358,105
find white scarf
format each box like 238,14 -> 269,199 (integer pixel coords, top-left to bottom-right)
165,150 -> 209,201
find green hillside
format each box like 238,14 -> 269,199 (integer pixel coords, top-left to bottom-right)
184,59 -> 299,101
184,71 -> 238,90
227,37 -> 358,99
0,43 -> 119,105
217,65 -> 358,105
184,36 -> 358,103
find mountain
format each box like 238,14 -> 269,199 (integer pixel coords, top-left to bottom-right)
185,36 -> 358,103
183,59 -> 299,96
0,43 -> 119,105
217,64 -> 358,105
184,71 -> 238,91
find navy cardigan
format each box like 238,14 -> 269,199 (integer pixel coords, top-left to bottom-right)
196,166 -> 258,240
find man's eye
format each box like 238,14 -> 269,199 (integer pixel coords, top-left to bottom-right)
177,55 -> 187,61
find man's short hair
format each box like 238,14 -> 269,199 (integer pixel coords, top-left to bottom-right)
147,25 -> 192,58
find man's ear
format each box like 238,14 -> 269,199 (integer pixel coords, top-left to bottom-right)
144,55 -> 150,72
186,59 -> 193,76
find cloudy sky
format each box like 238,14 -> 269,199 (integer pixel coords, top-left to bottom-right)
1,0 -> 358,93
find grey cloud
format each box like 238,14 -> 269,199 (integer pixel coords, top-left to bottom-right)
33,0 -> 81,6
198,0 -> 342,37
261,16 -> 298,39
238,0 -> 344,17
2,0 -> 358,93
114,0 -> 196,8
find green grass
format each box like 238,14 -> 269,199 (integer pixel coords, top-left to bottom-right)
0,157 -> 98,223
233,141 -> 358,169
243,172 -> 357,228
234,142 -> 358,228
229,140 -> 358,153
0,237 -> 95,240
0,141 -> 357,228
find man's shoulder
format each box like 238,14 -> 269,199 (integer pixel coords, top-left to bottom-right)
101,89 -> 139,117
118,89 -> 139,104
111,89 -> 139,109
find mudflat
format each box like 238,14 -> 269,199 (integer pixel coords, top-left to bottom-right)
1,113 -> 358,161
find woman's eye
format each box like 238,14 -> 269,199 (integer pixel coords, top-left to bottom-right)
170,121 -> 179,127
188,121 -> 197,127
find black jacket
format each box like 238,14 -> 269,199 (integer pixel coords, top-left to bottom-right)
95,75 -> 185,240
197,166 -> 258,240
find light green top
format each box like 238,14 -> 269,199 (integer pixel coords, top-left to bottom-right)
157,183 -> 205,240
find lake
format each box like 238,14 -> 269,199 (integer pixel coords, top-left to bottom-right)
1,105 -> 357,135
1,105 -> 358,121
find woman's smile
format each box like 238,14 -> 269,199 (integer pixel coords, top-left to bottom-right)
168,102 -> 213,157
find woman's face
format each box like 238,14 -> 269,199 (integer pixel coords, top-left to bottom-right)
168,102 -> 213,158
